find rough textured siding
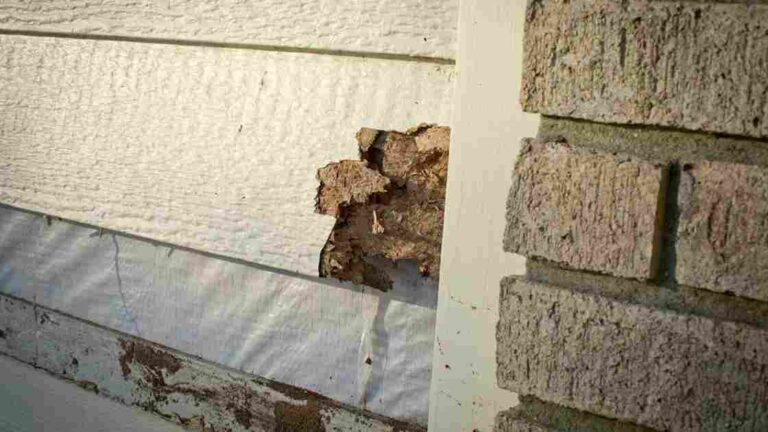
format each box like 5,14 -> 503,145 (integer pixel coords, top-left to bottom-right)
0,0 -> 458,59
504,138 -> 666,280
0,1 -> 455,428
521,0 -> 768,138
0,34 -> 453,278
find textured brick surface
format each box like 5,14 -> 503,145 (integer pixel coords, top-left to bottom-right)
522,0 -> 768,138
504,139 -> 666,280
497,278 -> 768,432
677,161 -> 768,301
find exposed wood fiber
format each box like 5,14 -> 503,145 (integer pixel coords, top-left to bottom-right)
316,125 -> 450,290
316,161 -> 390,218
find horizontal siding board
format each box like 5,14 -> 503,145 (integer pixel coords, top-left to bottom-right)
0,294 -> 423,432
0,34 -> 454,277
0,194 -> 437,425
0,0 -> 458,59
0,355 -> 185,432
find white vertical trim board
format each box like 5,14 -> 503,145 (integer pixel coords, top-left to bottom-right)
429,0 -> 540,430
0,0 -> 458,59
0,34 -> 453,278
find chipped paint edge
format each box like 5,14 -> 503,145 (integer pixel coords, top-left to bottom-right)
0,293 -> 423,432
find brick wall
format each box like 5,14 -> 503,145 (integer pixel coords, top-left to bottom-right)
495,1 -> 768,431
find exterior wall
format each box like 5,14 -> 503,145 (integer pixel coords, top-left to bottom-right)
0,293 -> 420,432
0,0 -> 457,59
0,1 -> 457,428
0,34 -> 453,278
496,1 -> 768,431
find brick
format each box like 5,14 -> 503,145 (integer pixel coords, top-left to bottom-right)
677,161 -> 768,301
521,0 -> 768,138
504,139 -> 666,280
497,277 -> 768,432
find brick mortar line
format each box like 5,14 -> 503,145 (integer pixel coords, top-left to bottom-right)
524,259 -> 768,330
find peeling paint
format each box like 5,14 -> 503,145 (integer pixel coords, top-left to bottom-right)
316,124 -> 450,290
274,401 -> 325,432
116,338 -> 425,432
118,339 -> 181,385
0,293 -> 423,432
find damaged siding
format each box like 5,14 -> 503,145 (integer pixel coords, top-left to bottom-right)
0,206 -> 438,425
0,34 -> 453,278
316,125 -> 450,290
0,2 -> 456,428
0,293 -> 423,432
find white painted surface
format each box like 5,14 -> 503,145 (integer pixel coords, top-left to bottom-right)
0,355 -> 185,432
0,206 -> 436,426
0,295 -> 420,432
0,0 -> 458,59
0,34 -> 453,278
429,0 -> 540,430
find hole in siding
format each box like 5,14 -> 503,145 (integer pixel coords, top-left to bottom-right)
315,125 -> 450,291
